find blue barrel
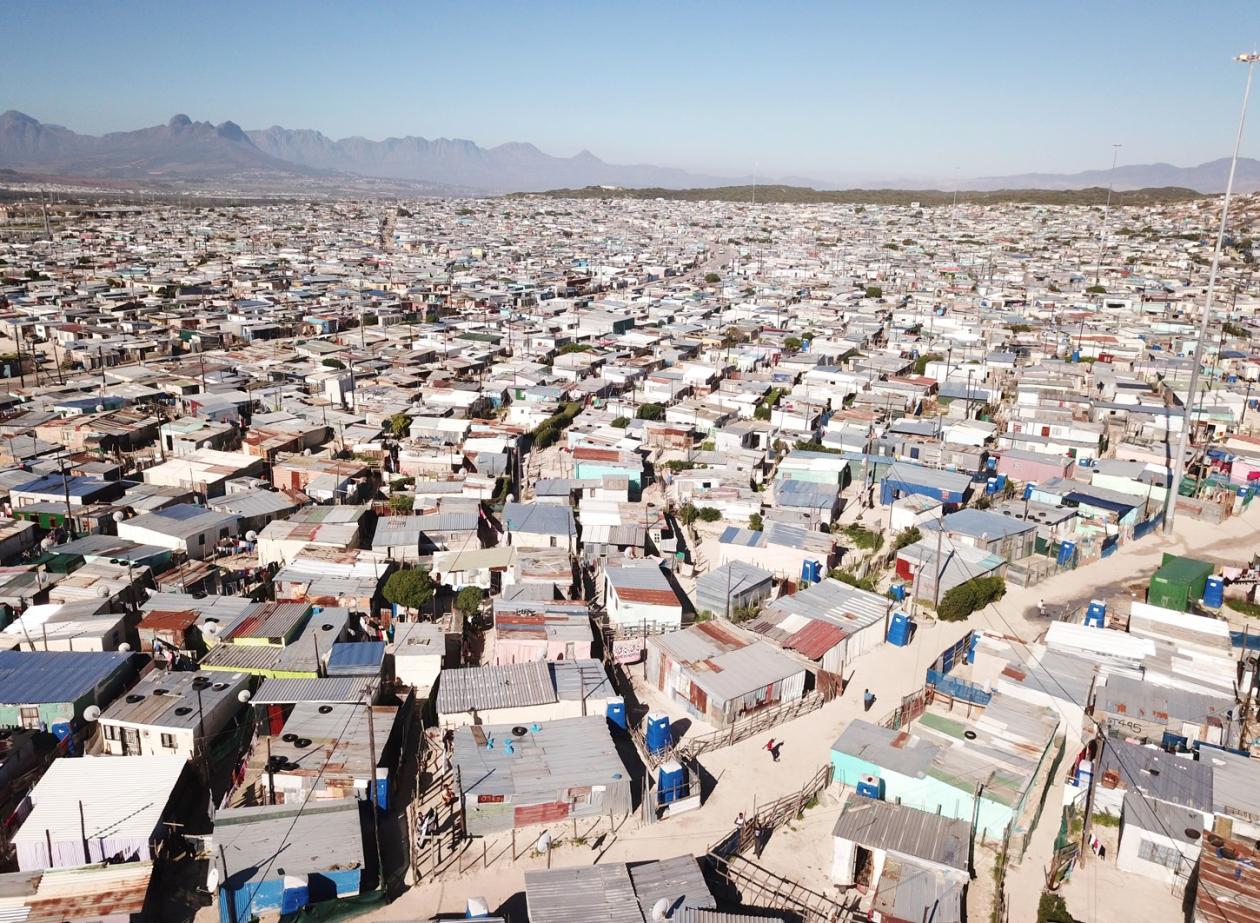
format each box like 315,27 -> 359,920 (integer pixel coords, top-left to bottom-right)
886,611 -> 912,647
810,560 -> 823,583
606,697 -> 627,731
1205,576 -> 1225,608
1085,600 -> 1106,628
280,877 -> 309,914
657,760 -> 688,804
645,712 -> 671,756
1071,349 -> 1080,362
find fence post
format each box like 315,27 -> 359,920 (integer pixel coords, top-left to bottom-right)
482,840 -> 487,869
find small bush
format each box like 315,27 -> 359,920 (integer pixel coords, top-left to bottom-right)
937,575 -> 1006,622
704,272 -> 721,284
611,416 -> 629,428
865,285 -> 883,299
829,568 -> 879,592
697,507 -> 722,523
1226,597 -> 1260,618
1037,893 -> 1079,923
748,512 -> 764,532
636,403 -> 665,421
843,523 -> 884,553
892,527 -> 921,551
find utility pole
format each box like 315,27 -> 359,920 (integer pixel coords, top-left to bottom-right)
1167,52 -> 1258,532
1080,732 -> 1106,861
1094,144 -> 1122,287
363,687 -> 384,888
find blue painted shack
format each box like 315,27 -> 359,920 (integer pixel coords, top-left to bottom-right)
880,462 -> 971,508
215,799 -> 363,923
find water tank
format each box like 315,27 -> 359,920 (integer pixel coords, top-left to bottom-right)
605,697 -> 627,731
856,774 -> 884,800
886,611 -> 912,647
1205,576 -> 1225,609
645,712 -> 671,756
657,760 -> 688,804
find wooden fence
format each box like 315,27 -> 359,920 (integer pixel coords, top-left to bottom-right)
706,852 -> 860,923
710,762 -> 835,858
673,689 -> 831,763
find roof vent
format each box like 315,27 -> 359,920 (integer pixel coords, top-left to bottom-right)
212,683 -> 228,691
125,694 -> 145,703
174,706 -> 193,716
318,705 -> 333,714
153,688 -> 169,696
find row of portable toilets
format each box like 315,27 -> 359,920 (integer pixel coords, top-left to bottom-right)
603,703 -> 689,804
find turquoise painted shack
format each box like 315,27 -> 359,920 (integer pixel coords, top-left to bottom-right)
830,695 -> 1059,841
0,650 -> 135,730
572,447 -> 644,494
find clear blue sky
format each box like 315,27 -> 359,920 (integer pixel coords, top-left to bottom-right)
3,0 -> 1258,182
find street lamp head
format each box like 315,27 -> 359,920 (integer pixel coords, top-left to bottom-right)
1236,53 -> 1260,63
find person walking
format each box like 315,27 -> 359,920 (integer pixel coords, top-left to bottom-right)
863,688 -> 875,712
764,738 -> 780,762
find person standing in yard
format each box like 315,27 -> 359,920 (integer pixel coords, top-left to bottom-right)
863,688 -> 875,712
765,738 -> 780,762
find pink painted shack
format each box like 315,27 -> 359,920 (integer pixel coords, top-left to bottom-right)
996,447 -> 1075,484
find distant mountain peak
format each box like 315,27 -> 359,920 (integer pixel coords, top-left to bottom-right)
168,113 -> 192,130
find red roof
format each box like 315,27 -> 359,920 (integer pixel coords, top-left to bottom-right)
783,620 -> 846,660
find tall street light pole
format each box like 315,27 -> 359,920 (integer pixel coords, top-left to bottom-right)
1166,52 -> 1258,532
1095,143 -> 1122,286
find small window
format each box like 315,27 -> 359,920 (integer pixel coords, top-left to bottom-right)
198,535 -> 205,545
220,528 -> 229,539
19,706 -> 39,730
103,724 -> 119,741
160,733 -> 176,749
1138,838 -> 1181,870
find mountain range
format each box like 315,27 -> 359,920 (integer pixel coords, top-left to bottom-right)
2,109 -> 1258,195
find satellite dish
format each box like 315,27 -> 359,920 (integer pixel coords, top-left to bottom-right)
117,642 -> 131,652
206,867 -> 220,893
112,510 -> 125,522
95,404 -> 105,414
203,623 -> 220,636
535,831 -> 552,852
245,530 -> 258,542
238,689 -> 252,704
83,705 -> 101,722
303,448 -> 312,456
96,585 -> 111,598
651,898 -> 671,922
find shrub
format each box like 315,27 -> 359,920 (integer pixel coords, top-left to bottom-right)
829,568 -> 879,593
636,403 -> 665,421
842,523 -> 884,553
1036,893 -> 1078,923
455,586 -> 485,618
387,412 -> 411,437
892,527 -> 921,551
611,416 -> 629,428
678,504 -> 699,526
865,285 -> 883,299
383,567 -> 434,613
697,507 -> 722,522
389,494 -> 414,513
1085,284 -> 1106,294
664,459 -> 695,472
748,512 -> 764,532
1226,597 -> 1260,618
704,272 -> 721,284
321,357 -> 346,369
784,336 -> 803,351
937,576 -> 1006,622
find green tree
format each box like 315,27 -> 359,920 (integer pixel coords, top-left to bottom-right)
383,567 -> 435,613
865,285 -> 883,299
784,336 -> 803,351
387,412 -> 411,437
321,357 -> 346,369
748,512 -> 764,531
611,416 -> 629,428
704,272 -> 721,284
697,507 -> 722,522
389,494 -> 414,513
557,342 -> 592,355
455,586 -> 485,618
892,526 -> 921,551
636,403 -> 665,421
937,576 -> 1006,622
911,352 -> 942,376
678,503 -> 699,526
1085,284 -> 1106,294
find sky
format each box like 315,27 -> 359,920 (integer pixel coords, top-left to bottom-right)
3,0 -> 1259,183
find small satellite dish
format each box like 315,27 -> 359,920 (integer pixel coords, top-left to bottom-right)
83,705 -> 101,722
237,690 -> 252,704
651,898 -> 671,922
245,530 -> 258,542
117,642 -> 131,652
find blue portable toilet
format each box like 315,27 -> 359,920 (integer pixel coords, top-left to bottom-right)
1023,482 -> 1036,501
887,611 -> 912,647
890,584 -> 906,602
995,474 -> 1008,491
985,477 -> 997,495
280,876 -> 309,915
800,560 -> 813,586
986,456 -> 998,471
1057,540 -> 1076,567
1071,349 -> 1081,362
1205,576 -> 1225,608
645,712 -> 671,756
856,774 -> 884,800
606,697 -> 627,731
657,760 -> 688,804
1084,599 -> 1106,628
965,631 -> 979,664
810,560 -> 823,583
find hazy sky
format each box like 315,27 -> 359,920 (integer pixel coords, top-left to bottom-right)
4,0 -> 1259,182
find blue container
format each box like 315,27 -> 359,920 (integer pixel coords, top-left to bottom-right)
965,631 -> 979,664
1071,349 -> 1081,362
986,456 -> 997,471
1057,540 -> 1076,567
606,697 -> 627,731
800,560 -> 813,586
1023,482 -> 1036,501
645,712 -> 671,756
886,611 -> 912,647
810,560 -> 823,583
995,474 -> 1008,490
1084,600 -> 1106,628
1205,576 -> 1225,608
889,584 -> 906,602
856,774 -> 884,800
657,760 -> 687,804
985,477 -> 998,495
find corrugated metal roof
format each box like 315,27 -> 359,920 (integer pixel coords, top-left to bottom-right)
251,676 -> 364,706
436,659 -> 556,715
884,462 -> 973,494
0,650 -> 132,707
526,864 -> 643,923
606,562 -> 681,607
831,798 -> 969,871
214,799 -> 363,882
504,502 -> 576,537
12,755 -> 187,849
627,854 -> 716,916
